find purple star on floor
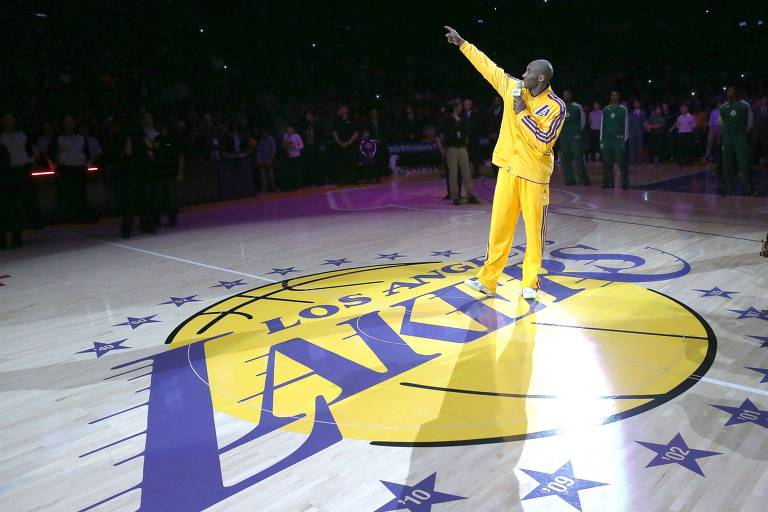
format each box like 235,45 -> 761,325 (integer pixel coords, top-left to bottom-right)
710,398 -> 768,428
114,315 -> 160,330
727,307 -> 768,320
694,287 -> 739,299
377,253 -> 405,261
212,279 -> 247,290
746,367 -> 768,384
76,339 -> 130,358
322,258 -> 351,267
431,249 -> 460,258
748,335 -> 768,348
159,295 -> 202,307
636,433 -> 721,476
374,473 -> 466,512
520,460 -> 608,511
267,267 -> 300,277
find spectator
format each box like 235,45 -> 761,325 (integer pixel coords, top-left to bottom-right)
400,104 -> 420,141
34,121 -> 55,164
645,106 -> 667,165
332,105 -> 359,185
463,98 -> 484,177
628,100 -> 646,164
282,125 -> 304,189
301,111 -> 322,185
559,90 -> 589,186
153,120 -> 186,227
256,128 -> 278,192
122,114 -> 157,234
750,96 -> 768,166
49,115 -> 92,222
487,96 -> 503,175
588,102 -> 602,161
1,113 -> 38,228
705,102 -> 721,161
669,105 -> 695,166
438,99 -> 478,206
81,125 -> 104,164
366,108 -> 388,180
660,102 -> 675,162
0,138 -> 24,248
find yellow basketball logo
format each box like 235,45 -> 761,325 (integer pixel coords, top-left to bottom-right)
166,258 -> 714,446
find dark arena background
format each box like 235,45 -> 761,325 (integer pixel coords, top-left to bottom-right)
1,1 -> 767,511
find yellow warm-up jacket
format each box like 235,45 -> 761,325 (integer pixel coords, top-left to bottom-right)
460,41 -> 565,184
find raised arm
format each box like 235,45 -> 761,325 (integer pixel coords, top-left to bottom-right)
444,26 -> 515,97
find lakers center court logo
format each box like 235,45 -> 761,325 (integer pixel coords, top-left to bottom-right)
86,243 -> 714,511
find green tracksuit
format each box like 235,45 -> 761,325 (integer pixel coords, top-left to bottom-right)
720,100 -> 753,194
560,102 -> 589,185
601,104 -> 629,187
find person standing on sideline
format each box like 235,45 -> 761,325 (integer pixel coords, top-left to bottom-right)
332,105 -> 359,185
749,96 -> 768,167
282,125 -> 304,190
645,106 -> 666,165
463,98 -> 484,177
256,128 -> 278,192
444,26 -> 565,300
669,105 -> 695,166
628,100 -> 646,164
487,96 -> 503,175
301,112 -> 322,185
559,90 -> 589,186
49,115 -> 91,222
1,113 -> 39,230
705,102 -> 722,161
153,120 -> 185,227
719,86 -> 754,195
438,98 -> 479,205
600,91 -> 629,189
0,139 -> 24,248
588,102 -> 603,161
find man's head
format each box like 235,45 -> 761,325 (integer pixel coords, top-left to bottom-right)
592,102 -> 600,110
522,59 -> 553,90
449,99 -> 463,116
726,86 -> 738,101
610,91 -> 621,105
680,105 -> 689,115
463,98 -> 473,112
633,100 -> 641,109
2,113 -> 16,132
142,112 -> 154,128
338,105 -> 349,118
655,106 -> 663,115
286,125 -> 295,136
563,90 -> 573,103
62,115 -> 76,133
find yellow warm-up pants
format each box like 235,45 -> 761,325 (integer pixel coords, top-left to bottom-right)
477,170 -> 550,293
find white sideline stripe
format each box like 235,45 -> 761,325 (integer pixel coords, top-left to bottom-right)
699,376 -> 768,397
52,229 -> 277,282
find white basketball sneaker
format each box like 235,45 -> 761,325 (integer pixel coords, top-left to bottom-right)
521,287 -> 539,300
464,277 -> 493,296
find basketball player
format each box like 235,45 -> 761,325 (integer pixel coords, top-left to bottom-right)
444,26 -> 565,300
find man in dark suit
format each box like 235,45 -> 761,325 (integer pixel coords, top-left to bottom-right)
487,96 -> 503,176
628,100 -> 647,164
463,98 -> 484,177
750,96 -> 768,167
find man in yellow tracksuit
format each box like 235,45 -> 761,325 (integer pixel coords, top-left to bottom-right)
444,26 -> 565,300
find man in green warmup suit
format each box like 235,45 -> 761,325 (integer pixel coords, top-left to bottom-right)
560,90 -> 589,186
601,91 -> 629,189
719,86 -> 754,195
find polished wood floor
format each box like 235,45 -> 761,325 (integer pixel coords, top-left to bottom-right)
1,163 -> 766,512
